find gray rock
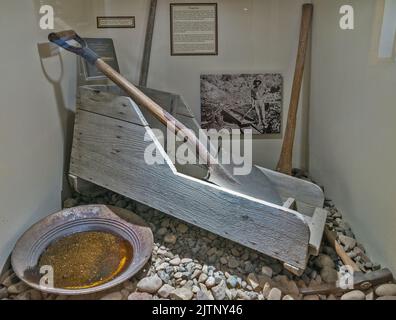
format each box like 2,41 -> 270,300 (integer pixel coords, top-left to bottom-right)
137,275 -> 163,294
338,235 -> 356,251
226,276 -> 239,289
205,276 -> 216,289
375,284 -> 396,297
170,287 -> 193,300
211,281 -> 226,300
198,273 -> 208,283
228,257 -> 239,269
197,290 -> 214,300
100,292 -> 123,300
169,257 -> 181,266
341,290 -> 365,300
1,272 -> 19,287
267,288 -> 282,300
158,284 -> 175,298
177,223 -> 188,233
157,227 -> 168,236
181,258 -> 193,264
128,292 -> 153,300
320,267 -> 339,284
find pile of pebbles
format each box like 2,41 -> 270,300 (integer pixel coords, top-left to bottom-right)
1,173 -> 395,301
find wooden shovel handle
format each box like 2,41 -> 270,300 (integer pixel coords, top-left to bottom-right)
49,30 -> 217,167
94,59 -> 217,166
277,4 -> 313,175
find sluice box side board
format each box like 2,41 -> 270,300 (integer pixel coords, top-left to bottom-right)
70,95 -> 311,269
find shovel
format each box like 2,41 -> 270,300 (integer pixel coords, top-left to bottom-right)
49,30 -> 282,205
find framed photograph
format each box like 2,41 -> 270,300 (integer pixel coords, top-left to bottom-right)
170,3 -> 218,56
81,38 -> 120,81
201,74 -> 283,135
97,16 -> 136,29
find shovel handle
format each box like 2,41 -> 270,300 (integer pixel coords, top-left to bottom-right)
48,30 -> 99,65
49,30 -> 218,168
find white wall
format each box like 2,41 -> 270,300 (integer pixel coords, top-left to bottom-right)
310,0 -> 396,273
0,0 -> 310,271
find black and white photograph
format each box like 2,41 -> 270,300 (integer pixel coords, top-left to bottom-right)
201,74 -> 282,134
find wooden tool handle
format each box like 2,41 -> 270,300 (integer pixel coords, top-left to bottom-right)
95,59 -> 217,166
277,4 -> 313,175
49,30 -> 217,167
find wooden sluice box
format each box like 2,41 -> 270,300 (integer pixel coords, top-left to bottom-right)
69,85 -> 327,275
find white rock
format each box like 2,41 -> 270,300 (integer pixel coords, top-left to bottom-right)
169,257 -> 181,266
282,294 -> 294,300
198,273 -> 208,283
375,284 -> 396,297
170,287 -> 193,300
246,273 -> 260,291
267,288 -> 282,300
158,284 -> 175,298
128,292 -> 153,300
205,276 -> 216,289
261,266 -> 273,278
341,290 -> 365,300
137,275 -> 163,294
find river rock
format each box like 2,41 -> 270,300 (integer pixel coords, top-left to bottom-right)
158,284 -> 175,298
315,254 -> 335,269
128,292 -> 153,300
100,292 -> 123,300
205,276 -> 216,289
375,284 -> 396,297
282,295 -> 294,300
246,273 -> 260,291
228,257 -> 239,269
170,287 -> 193,300
137,275 -> 163,294
164,234 -> 177,245
320,267 -> 339,284
338,235 -> 356,251
267,288 -> 282,300
341,290 -> 365,300
211,281 -> 226,300
261,266 -> 273,278
176,223 -> 188,233
198,273 -> 208,283
169,257 -> 181,266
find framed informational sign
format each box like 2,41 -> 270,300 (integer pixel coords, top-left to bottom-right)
170,3 -> 218,56
97,16 -> 136,28
81,38 -> 120,80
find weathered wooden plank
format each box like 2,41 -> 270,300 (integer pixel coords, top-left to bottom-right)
79,87 -> 148,127
257,166 -> 324,216
70,109 -> 311,269
307,207 -> 327,255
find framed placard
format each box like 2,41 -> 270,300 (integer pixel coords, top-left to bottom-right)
97,16 -> 136,29
81,38 -> 120,81
170,3 -> 218,56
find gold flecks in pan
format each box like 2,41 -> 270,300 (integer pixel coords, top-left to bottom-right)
38,231 -> 133,289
